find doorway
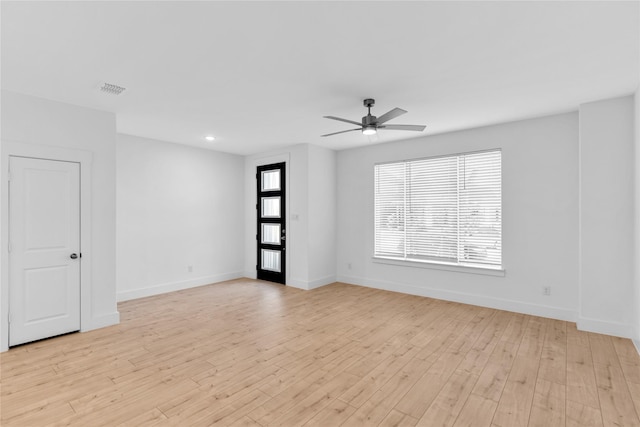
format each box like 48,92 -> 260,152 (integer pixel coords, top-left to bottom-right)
256,162 -> 286,284
8,156 -> 81,346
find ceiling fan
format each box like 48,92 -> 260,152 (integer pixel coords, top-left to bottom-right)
321,98 -> 426,137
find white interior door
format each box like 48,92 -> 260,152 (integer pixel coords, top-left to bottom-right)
9,156 -> 81,346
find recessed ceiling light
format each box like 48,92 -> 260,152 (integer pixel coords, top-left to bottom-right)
205,135 -> 215,142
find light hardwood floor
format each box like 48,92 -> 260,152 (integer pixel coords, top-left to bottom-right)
1,279 -> 639,426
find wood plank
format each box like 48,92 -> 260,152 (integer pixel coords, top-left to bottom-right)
627,381 -> 640,423
528,378 -> 565,427
341,356 -> 433,425
457,311 -> 510,376
228,416 -> 262,427
566,323 -> 590,348
452,394 -> 498,427
415,370 -> 478,427
566,400 -> 604,427
593,362 -> 640,426
612,336 -> 640,360
537,319 -> 566,385
117,407 -> 168,426
499,313 -> 527,344
491,355 -> 539,427
472,341 -> 518,402
303,398 -> 358,427
61,378 -> 197,426
339,343 -> 419,407
249,369 -> 337,425
186,388 -> 271,427
393,352 -> 465,419
589,333 -> 620,367
268,371 -> 360,426
379,409 -> 419,427
566,338 -> 600,409
0,401 -> 76,426
516,317 -> 546,359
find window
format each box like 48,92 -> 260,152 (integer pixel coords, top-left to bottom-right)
374,149 -> 502,269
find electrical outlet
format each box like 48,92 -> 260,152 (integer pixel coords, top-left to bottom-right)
542,286 -> 551,296
188,265 -> 193,273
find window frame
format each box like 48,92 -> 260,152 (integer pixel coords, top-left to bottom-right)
373,148 -> 504,274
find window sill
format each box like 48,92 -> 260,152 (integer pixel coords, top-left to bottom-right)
372,256 -> 505,277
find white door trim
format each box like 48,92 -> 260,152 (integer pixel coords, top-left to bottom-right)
1,140 -> 93,351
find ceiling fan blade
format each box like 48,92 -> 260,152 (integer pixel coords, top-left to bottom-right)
323,116 -> 363,127
379,124 -> 426,132
321,128 -> 362,137
376,107 -> 407,125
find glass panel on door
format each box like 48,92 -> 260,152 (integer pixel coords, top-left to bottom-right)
261,170 -> 281,191
261,224 -> 281,245
261,197 -> 281,218
261,249 -> 281,272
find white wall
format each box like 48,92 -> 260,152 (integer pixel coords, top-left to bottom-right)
578,96 -> 635,338
307,144 -> 337,288
337,113 -> 580,321
287,145 -> 310,287
244,144 -> 336,290
116,134 -> 244,301
1,91 -> 119,350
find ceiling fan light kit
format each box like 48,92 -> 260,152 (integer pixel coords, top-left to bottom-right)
362,126 -> 377,136
322,98 -> 426,138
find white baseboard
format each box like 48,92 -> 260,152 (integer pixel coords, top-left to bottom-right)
337,274 -> 577,323
577,317 -> 635,339
83,311 -> 120,331
307,275 -> 336,290
633,339 -> 640,356
287,275 -> 336,290
117,272 -> 243,302
287,277 -> 309,290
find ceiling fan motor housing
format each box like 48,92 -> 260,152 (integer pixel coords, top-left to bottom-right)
362,114 -> 377,126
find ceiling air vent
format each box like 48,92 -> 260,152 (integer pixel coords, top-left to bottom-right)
98,82 -> 126,96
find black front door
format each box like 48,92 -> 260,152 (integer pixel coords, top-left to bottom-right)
256,162 -> 286,284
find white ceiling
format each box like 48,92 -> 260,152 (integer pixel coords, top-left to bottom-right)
2,1 -> 638,155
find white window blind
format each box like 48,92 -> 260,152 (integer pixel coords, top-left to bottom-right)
375,149 -> 501,268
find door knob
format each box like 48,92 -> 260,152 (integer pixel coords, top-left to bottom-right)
70,253 -> 78,259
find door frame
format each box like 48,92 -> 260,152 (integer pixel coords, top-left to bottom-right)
247,154 -> 290,285
1,141 -> 93,352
